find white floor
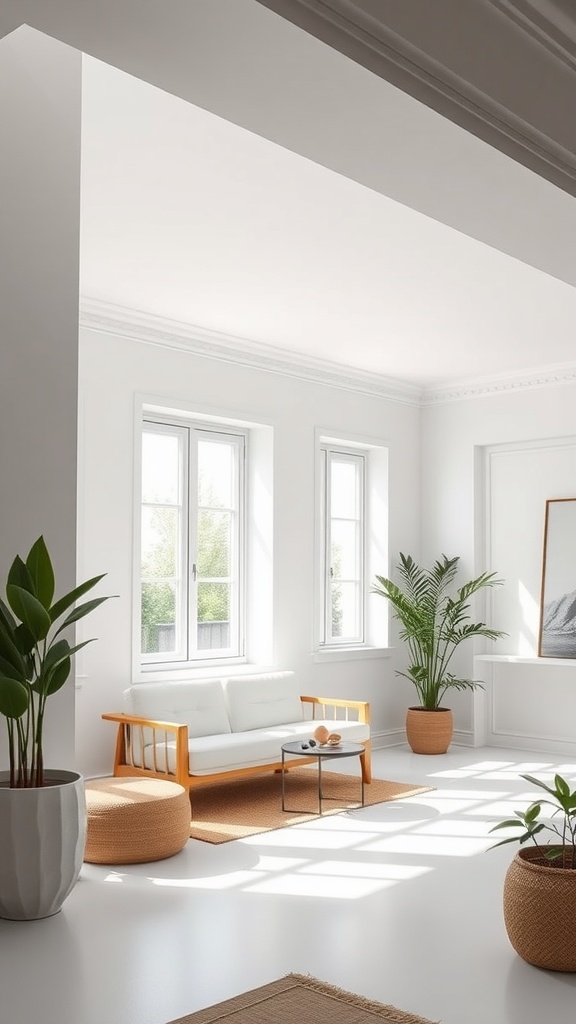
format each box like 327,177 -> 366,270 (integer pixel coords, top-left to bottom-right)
2,744 -> 576,1024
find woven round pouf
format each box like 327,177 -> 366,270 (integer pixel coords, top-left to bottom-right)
84,777 -> 190,864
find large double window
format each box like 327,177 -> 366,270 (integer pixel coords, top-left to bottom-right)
141,417 -> 245,665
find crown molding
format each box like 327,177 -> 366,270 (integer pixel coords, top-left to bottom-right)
490,0 -> 576,73
422,363 -> 576,405
78,297 -> 422,406
80,297 -> 576,407
256,0 -> 576,197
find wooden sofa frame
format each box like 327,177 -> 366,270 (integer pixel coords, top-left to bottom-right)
102,695 -> 371,796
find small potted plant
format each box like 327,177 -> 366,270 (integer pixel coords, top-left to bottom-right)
0,536 -> 114,920
489,772 -> 576,971
373,553 -> 504,753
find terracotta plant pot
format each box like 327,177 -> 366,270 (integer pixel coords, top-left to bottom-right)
405,707 -> 453,754
503,846 -> 576,971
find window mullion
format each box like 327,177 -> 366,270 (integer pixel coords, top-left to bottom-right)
324,450 -> 332,644
188,429 -> 199,659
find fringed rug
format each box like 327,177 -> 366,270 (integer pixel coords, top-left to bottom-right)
165,973 -> 439,1023
189,769 -> 433,843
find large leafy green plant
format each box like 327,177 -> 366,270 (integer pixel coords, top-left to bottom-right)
0,536 -> 113,787
373,553 -> 505,710
490,773 -> 576,869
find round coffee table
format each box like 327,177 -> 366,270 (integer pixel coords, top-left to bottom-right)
280,740 -> 366,815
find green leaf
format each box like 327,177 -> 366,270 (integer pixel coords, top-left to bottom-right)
545,848 -> 566,862
53,596 -> 111,637
555,775 -> 570,798
524,802 -> 541,823
13,622 -> 36,657
7,555 -> 36,596
45,638 -> 92,673
0,675 -> 29,718
489,819 -> 525,833
25,536 -> 55,609
0,597 -> 16,634
49,574 -> 107,623
6,585 -> 51,641
0,654 -> 23,682
43,638 -> 72,671
0,621 -> 27,676
43,657 -> 71,695
521,773 -> 557,797
33,639 -> 94,696
490,835 -> 528,849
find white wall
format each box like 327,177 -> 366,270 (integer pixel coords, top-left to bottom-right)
77,328 -> 421,777
0,28 -> 81,771
421,384 -> 576,753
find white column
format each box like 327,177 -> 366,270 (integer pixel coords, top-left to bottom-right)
0,27 -> 82,768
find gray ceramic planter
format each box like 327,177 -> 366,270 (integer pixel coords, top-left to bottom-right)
0,770 -> 86,921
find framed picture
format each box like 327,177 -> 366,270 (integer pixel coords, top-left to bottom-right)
538,497 -> 576,658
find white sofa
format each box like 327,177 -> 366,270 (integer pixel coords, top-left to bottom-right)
103,671 -> 371,795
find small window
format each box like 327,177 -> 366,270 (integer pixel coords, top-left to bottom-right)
320,446 -> 365,645
141,417 -> 245,665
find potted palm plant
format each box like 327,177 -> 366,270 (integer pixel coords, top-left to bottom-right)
490,772 -> 576,971
373,553 -> 504,753
0,536 -> 114,920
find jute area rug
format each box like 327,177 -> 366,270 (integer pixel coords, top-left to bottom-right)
189,769 -> 433,843
165,973 -> 439,1023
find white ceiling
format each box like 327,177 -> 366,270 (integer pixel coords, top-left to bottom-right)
4,0 -> 576,394
80,56 -> 576,391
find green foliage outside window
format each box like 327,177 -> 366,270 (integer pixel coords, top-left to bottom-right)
141,498 -> 232,651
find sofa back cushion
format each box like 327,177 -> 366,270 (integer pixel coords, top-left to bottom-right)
223,671 -> 303,732
124,680 -> 231,738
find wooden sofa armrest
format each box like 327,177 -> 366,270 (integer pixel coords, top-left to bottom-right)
299,695 -> 371,725
101,712 -> 190,786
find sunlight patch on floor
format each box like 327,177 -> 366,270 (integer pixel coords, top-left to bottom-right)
244,826 -> 372,849
151,869 -> 284,889
244,873 -> 397,898
467,794 -> 534,818
361,833 -> 490,856
300,860 -> 432,881
415,818 -> 495,838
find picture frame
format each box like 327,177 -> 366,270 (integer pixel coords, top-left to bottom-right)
538,497 -> 576,658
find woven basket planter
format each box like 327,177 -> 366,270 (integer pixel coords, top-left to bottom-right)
405,707 -> 453,754
503,846 -> 576,971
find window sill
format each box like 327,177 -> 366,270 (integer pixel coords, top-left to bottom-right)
311,646 -> 391,664
475,654 -> 576,667
137,659 -> 253,682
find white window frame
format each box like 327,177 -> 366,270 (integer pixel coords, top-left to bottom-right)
315,430 -> 390,661
319,444 -> 366,647
141,414 -> 247,668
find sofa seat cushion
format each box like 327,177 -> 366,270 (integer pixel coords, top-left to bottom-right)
223,672 -> 303,732
124,680 -> 231,738
141,718 -> 370,775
